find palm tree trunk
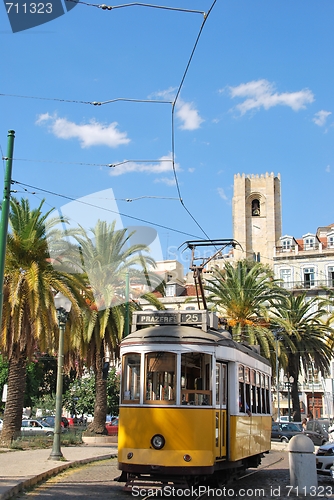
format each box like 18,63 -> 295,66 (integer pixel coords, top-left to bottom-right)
0,353 -> 27,445
288,354 -> 301,422
87,347 -> 108,435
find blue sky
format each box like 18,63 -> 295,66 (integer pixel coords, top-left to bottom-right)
1,0 -> 334,271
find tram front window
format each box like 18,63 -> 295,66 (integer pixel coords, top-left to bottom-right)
181,352 -> 212,406
145,352 -> 176,403
122,353 -> 141,402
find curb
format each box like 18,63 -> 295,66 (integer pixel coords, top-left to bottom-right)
0,453 -> 117,500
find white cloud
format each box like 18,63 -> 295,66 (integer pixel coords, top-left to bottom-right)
109,154 -> 178,177
36,113 -> 130,148
223,79 -> 314,115
218,187 -> 228,201
36,112 -> 52,124
176,99 -> 204,130
326,164 -> 331,173
150,88 -> 204,130
313,110 -> 332,127
153,177 -> 177,186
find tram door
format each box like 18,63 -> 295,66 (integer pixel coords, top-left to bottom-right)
215,362 -> 227,459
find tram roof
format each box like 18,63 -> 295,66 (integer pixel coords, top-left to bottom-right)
120,324 -> 270,365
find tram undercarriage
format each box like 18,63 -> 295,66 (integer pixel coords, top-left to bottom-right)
117,452 -> 266,491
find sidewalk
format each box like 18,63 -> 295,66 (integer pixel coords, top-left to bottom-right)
0,443 -> 118,500
0,442 -> 292,500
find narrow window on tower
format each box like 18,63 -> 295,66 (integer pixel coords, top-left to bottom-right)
252,199 -> 260,216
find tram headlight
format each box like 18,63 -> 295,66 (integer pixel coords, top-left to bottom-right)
151,434 -> 165,450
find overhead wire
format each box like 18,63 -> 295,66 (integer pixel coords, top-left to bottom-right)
1,1 -> 220,246
11,180 -> 202,239
2,156 -> 172,169
170,0 -> 218,242
65,0 -> 206,16
0,93 -> 171,106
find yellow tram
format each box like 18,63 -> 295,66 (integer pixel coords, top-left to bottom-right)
117,310 -> 272,487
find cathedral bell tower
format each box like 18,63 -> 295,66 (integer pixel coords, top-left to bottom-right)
232,173 -> 282,267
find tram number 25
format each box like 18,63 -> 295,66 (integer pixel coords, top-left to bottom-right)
181,313 -> 201,323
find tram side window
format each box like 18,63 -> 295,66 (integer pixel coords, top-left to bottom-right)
239,365 -> 245,412
244,367 -> 251,414
216,363 -> 227,407
256,371 -> 262,413
261,374 -> 266,413
265,376 -> 270,414
181,352 -> 212,405
251,369 -> 257,414
122,353 -> 141,403
145,352 -> 176,404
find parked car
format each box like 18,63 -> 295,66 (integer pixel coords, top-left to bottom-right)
271,422 -> 302,442
316,442 -> 334,476
39,416 -> 69,428
105,417 -> 119,436
304,419 -> 330,446
21,419 -> 54,436
66,416 -> 87,426
0,418 -> 3,431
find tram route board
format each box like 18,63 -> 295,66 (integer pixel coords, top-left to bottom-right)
132,310 -> 217,331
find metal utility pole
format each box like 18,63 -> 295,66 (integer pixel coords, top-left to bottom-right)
0,130 -> 15,325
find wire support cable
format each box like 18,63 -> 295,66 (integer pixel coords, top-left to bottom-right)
170,0 -> 218,243
0,93 -> 171,106
11,180 -> 202,239
3,157 -> 172,169
65,0 -> 206,16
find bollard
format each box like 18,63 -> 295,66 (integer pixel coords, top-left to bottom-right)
288,434 -> 318,494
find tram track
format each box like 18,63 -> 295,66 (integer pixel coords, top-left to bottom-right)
237,456 -> 284,480
132,456 -> 286,500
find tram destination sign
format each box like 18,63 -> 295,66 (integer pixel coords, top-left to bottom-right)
133,310 -> 208,327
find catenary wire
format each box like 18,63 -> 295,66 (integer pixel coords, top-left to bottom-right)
0,93 -> 171,106
7,158 -> 327,280
11,180 -> 202,239
1,1 -> 219,246
65,0 -> 206,16
170,0 -> 218,242
3,157 -> 172,169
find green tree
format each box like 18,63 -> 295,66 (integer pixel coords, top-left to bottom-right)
66,220 -> 160,434
205,260 -> 284,358
270,292 -> 334,422
62,367 -> 120,419
0,198 -> 85,444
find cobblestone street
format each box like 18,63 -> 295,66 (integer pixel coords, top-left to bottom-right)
13,448 -> 334,500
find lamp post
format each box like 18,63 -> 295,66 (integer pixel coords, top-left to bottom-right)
49,292 -> 72,461
274,329 -> 283,421
283,375 -> 294,422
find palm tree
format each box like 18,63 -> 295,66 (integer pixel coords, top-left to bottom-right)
270,292 -> 334,422
205,260 -> 285,358
66,220 -> 162,434
0,198 -> 85,444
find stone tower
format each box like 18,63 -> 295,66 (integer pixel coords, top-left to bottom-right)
232,173 -> 282,267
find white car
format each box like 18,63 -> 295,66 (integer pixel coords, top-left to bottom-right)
21,419 -> 54,436
316,443 -> 334,476
0,418 -> 3,431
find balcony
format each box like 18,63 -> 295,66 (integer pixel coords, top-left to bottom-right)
275,243 -> 334,256
277,280 -> 334,290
